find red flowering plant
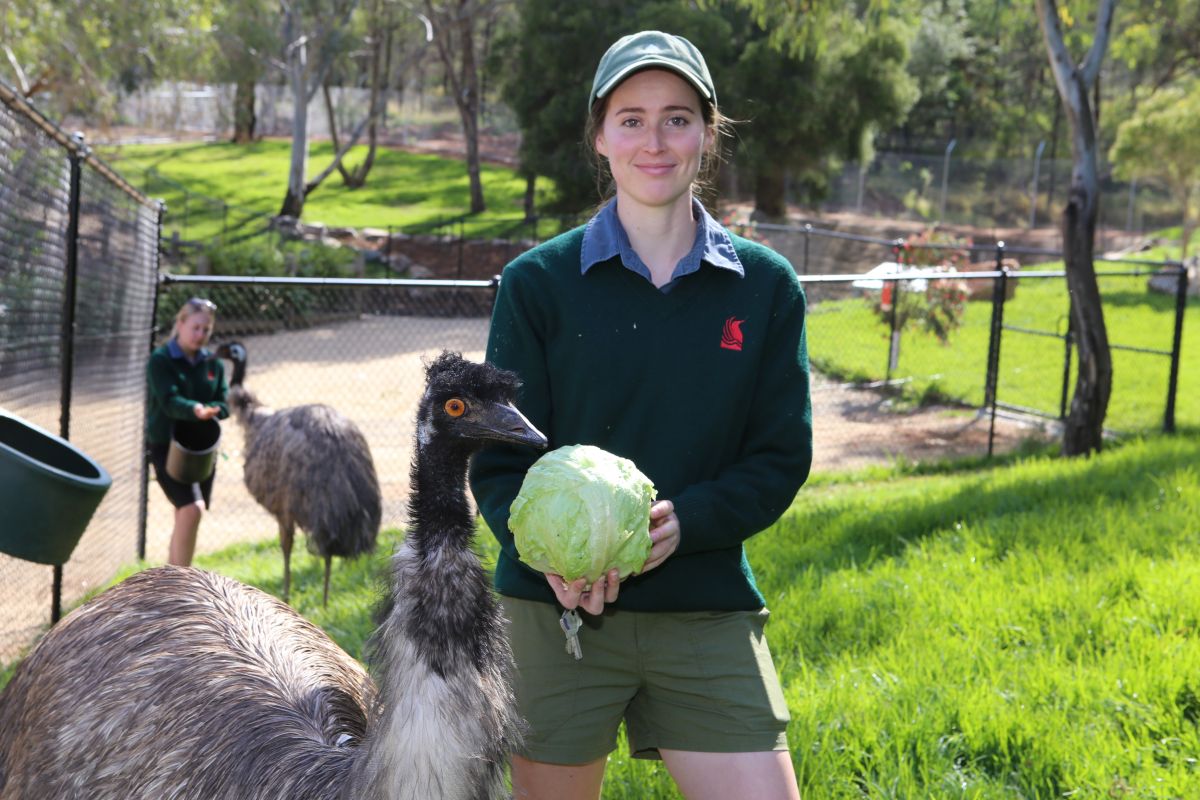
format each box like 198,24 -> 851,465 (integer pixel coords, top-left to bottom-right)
874,228 -> 970,345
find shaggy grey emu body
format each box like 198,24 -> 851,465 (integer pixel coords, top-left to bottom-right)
0,352 -> 546,800
218,341 -> 382,605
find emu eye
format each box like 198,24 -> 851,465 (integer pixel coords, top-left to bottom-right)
444,398 -> 466,417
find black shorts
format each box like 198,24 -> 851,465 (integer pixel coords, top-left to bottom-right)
148,442 -> 215,509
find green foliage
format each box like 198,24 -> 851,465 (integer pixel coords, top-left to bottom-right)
493,0 -> 726,212
1,0 -> 213,118
1109,81 -> 1200,259
727,10 -> 918,215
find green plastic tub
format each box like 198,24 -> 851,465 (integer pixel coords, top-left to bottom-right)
0,410 -> 112,565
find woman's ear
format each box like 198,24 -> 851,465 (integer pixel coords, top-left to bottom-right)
594,133 -> 608,159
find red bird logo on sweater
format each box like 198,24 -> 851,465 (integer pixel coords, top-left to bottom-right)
720,316 -> 745,351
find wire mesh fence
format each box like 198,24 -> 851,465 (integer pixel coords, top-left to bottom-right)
143,278 -> 496,583
0,81 -> 160,662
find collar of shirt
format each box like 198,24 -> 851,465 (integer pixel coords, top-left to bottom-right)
580,197 -> 744,290
167,337 -> 209,366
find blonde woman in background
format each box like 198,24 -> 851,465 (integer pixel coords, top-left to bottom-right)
145,297 -> 229,566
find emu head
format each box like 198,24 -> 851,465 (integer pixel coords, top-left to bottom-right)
214,341 -> 248,387
416,351 -> 547,453
213,341 -> 258,419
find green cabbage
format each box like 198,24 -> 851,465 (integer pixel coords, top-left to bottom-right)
509,444 -> 656,583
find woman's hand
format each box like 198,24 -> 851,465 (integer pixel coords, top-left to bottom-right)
640,499 -> 679,574
193,404 -> 220,421
541,499 -> 678,613
545,568 -> 619,616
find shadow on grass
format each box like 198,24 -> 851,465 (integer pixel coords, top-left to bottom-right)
761,434 -> 1200,581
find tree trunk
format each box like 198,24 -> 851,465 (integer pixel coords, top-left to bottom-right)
458,13 -> 484,214
753,168 -> 787,220
429,1 -> 486,214
231,78 -> 257,143
280,8 -> 310,219
1036,0 -> 1116,456
523,173 -> 536,221
1061,179 -> 1112,455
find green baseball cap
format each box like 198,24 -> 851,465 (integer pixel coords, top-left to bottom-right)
589,30 -> 715,110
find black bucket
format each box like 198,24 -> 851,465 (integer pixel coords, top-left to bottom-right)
166,418 -> 221,484
0,410 -> 113,565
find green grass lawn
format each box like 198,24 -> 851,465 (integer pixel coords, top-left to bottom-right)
808,272 -> 1200,433
10,433 -> 1198,798
100,139 -> 559,244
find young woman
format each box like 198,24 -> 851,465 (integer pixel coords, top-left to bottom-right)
145,297 -> 229,566
470,31 -> 811,800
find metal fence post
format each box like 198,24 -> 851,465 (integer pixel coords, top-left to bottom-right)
984,241 -> 1008,457
138,201 -> 167,562
938,138 -> 957,223
802,223 -> 812,275
53,132 -> 87,624
1028,140 -> 1045,229
1163,263 -> 1190,433
885,239 -> 904,381
1059,315 -> 1074,420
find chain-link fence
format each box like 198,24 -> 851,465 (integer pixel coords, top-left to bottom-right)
143,276 -> 497,574
820,148 -> 1175,240
0,81 -> 160,661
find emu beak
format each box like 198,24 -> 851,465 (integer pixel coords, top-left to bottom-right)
475,401 -> 547,450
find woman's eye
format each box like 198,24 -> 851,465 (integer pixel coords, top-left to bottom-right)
620,118 -> 641,128
667,116 -> 689,127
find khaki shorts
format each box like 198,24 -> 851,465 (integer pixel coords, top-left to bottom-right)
501,596 -> 791,764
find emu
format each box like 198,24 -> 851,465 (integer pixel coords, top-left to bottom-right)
0,351 -> 547,800
217,340 -> 381,606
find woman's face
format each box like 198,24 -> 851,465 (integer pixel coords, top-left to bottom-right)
176,311 -> 213,354
595,69 -> 706,213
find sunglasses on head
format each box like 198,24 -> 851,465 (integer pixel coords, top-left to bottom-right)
187,297 -> 217,312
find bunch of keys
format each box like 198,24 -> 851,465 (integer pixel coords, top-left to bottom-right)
559,609 -> 583,660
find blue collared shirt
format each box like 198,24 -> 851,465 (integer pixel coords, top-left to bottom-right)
580,197 -> 744,292
167,337 -> 210,366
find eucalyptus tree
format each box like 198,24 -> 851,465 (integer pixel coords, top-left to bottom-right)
1,0 -> 208,118
1036,0 -> 1116,456
315,2 -> 434,189
211,0 -> 276,142
724,5 -> 918,218
1110,82 -> 1200,262
275,0 -> 360,218
417,0 -> 510,214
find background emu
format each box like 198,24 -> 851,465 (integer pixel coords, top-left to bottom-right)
0,351 -> 546,800
218,341 -> 381,605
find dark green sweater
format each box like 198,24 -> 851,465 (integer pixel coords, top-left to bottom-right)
145,343 -> 230,445
469,226 -> 812,612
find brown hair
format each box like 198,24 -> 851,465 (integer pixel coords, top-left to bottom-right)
584,74 -> 732,205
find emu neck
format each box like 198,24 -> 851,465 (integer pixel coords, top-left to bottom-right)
407,439 -> 475,554
349,435 -> 517,799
